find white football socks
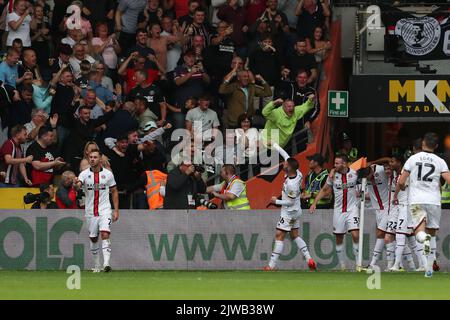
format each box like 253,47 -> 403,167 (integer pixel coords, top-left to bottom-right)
268,240 -> 284,269
393,234 -> 406,269
386,242 -> 395,269
430,236 -> 437,261
102,239 -> 111,267
407,236 -> 423,268
294,237 -> 311,261
402,245 -> 416,270
336,243 -> 346,269
370,238 -> 385,267
90,239 -> 100,268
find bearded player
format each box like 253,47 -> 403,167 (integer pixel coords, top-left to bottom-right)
75,149 -> 119,272
310,154 -> 360,270
264,143 -> 317,271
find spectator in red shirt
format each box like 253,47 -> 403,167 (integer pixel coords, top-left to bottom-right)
56,170 -> 79,209
118,52 -> 161,95
0,124 -> 33,187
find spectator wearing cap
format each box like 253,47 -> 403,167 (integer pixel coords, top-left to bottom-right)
30,183 -> 59,209
336,132 -> 358,164
134,97 -> 158,135
185,94 -> 220,137
301,153 -> 331,209
173,50 -> 210,110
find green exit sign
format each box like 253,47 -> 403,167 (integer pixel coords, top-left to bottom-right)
328,90 -> 349,118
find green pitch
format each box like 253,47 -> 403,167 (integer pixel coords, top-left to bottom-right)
1,271 -> 449,299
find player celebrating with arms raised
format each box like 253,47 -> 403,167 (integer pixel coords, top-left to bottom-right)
75,149 -> 119,273
397,133 -> 450,277
264,143 -> 317,271
310,154 -> 360,270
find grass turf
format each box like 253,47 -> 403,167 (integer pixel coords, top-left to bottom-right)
1,270 -> 449,300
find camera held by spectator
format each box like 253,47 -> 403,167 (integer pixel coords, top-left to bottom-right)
25,183 -> 58,209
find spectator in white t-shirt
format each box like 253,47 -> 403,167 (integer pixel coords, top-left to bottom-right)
69,43 -> 96,78
185,94 -> 220,139
6,0 -> 32,48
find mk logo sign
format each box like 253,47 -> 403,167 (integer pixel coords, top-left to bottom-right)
389,80 -> 450,114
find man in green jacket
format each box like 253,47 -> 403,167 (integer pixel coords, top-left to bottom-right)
261,95 -> 315,148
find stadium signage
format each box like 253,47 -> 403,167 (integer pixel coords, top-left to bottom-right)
1,210 -> 450,270
349,75 -> 450,121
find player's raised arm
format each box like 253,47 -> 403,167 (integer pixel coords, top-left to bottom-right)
271,142 -> 290,161
111,185 -> 119,222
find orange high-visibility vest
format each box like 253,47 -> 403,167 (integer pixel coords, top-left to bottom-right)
145,170 -> 167,209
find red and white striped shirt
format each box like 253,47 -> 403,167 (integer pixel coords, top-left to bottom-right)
368,165 -> 390,211
78,167 -> 116,217
327,168 -> 359,213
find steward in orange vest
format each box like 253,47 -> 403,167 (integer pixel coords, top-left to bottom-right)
145,170 -> 167,209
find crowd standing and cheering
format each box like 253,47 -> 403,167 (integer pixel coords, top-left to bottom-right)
0,0 -> 330,209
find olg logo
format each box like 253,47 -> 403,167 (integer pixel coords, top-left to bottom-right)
0,217 -> 84,270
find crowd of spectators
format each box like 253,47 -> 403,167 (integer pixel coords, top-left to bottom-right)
0,0 -> 331,209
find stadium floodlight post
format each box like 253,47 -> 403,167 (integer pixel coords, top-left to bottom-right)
356,176 -> 367,272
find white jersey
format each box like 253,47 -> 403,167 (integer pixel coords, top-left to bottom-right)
368,165 -> 390,211
389,171 -> 409,206
78,167 -> 116,217
327,168 -> 359,213
280,170 -> 302,212
403,152 -> 449,206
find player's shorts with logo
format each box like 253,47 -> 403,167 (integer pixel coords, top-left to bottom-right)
375,209 -> 389,232
388,204 -> 413,235
333,206 -> 359,234
277,210 -> 302,232
86,212 -> 112,237
410,204 -> 441,230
